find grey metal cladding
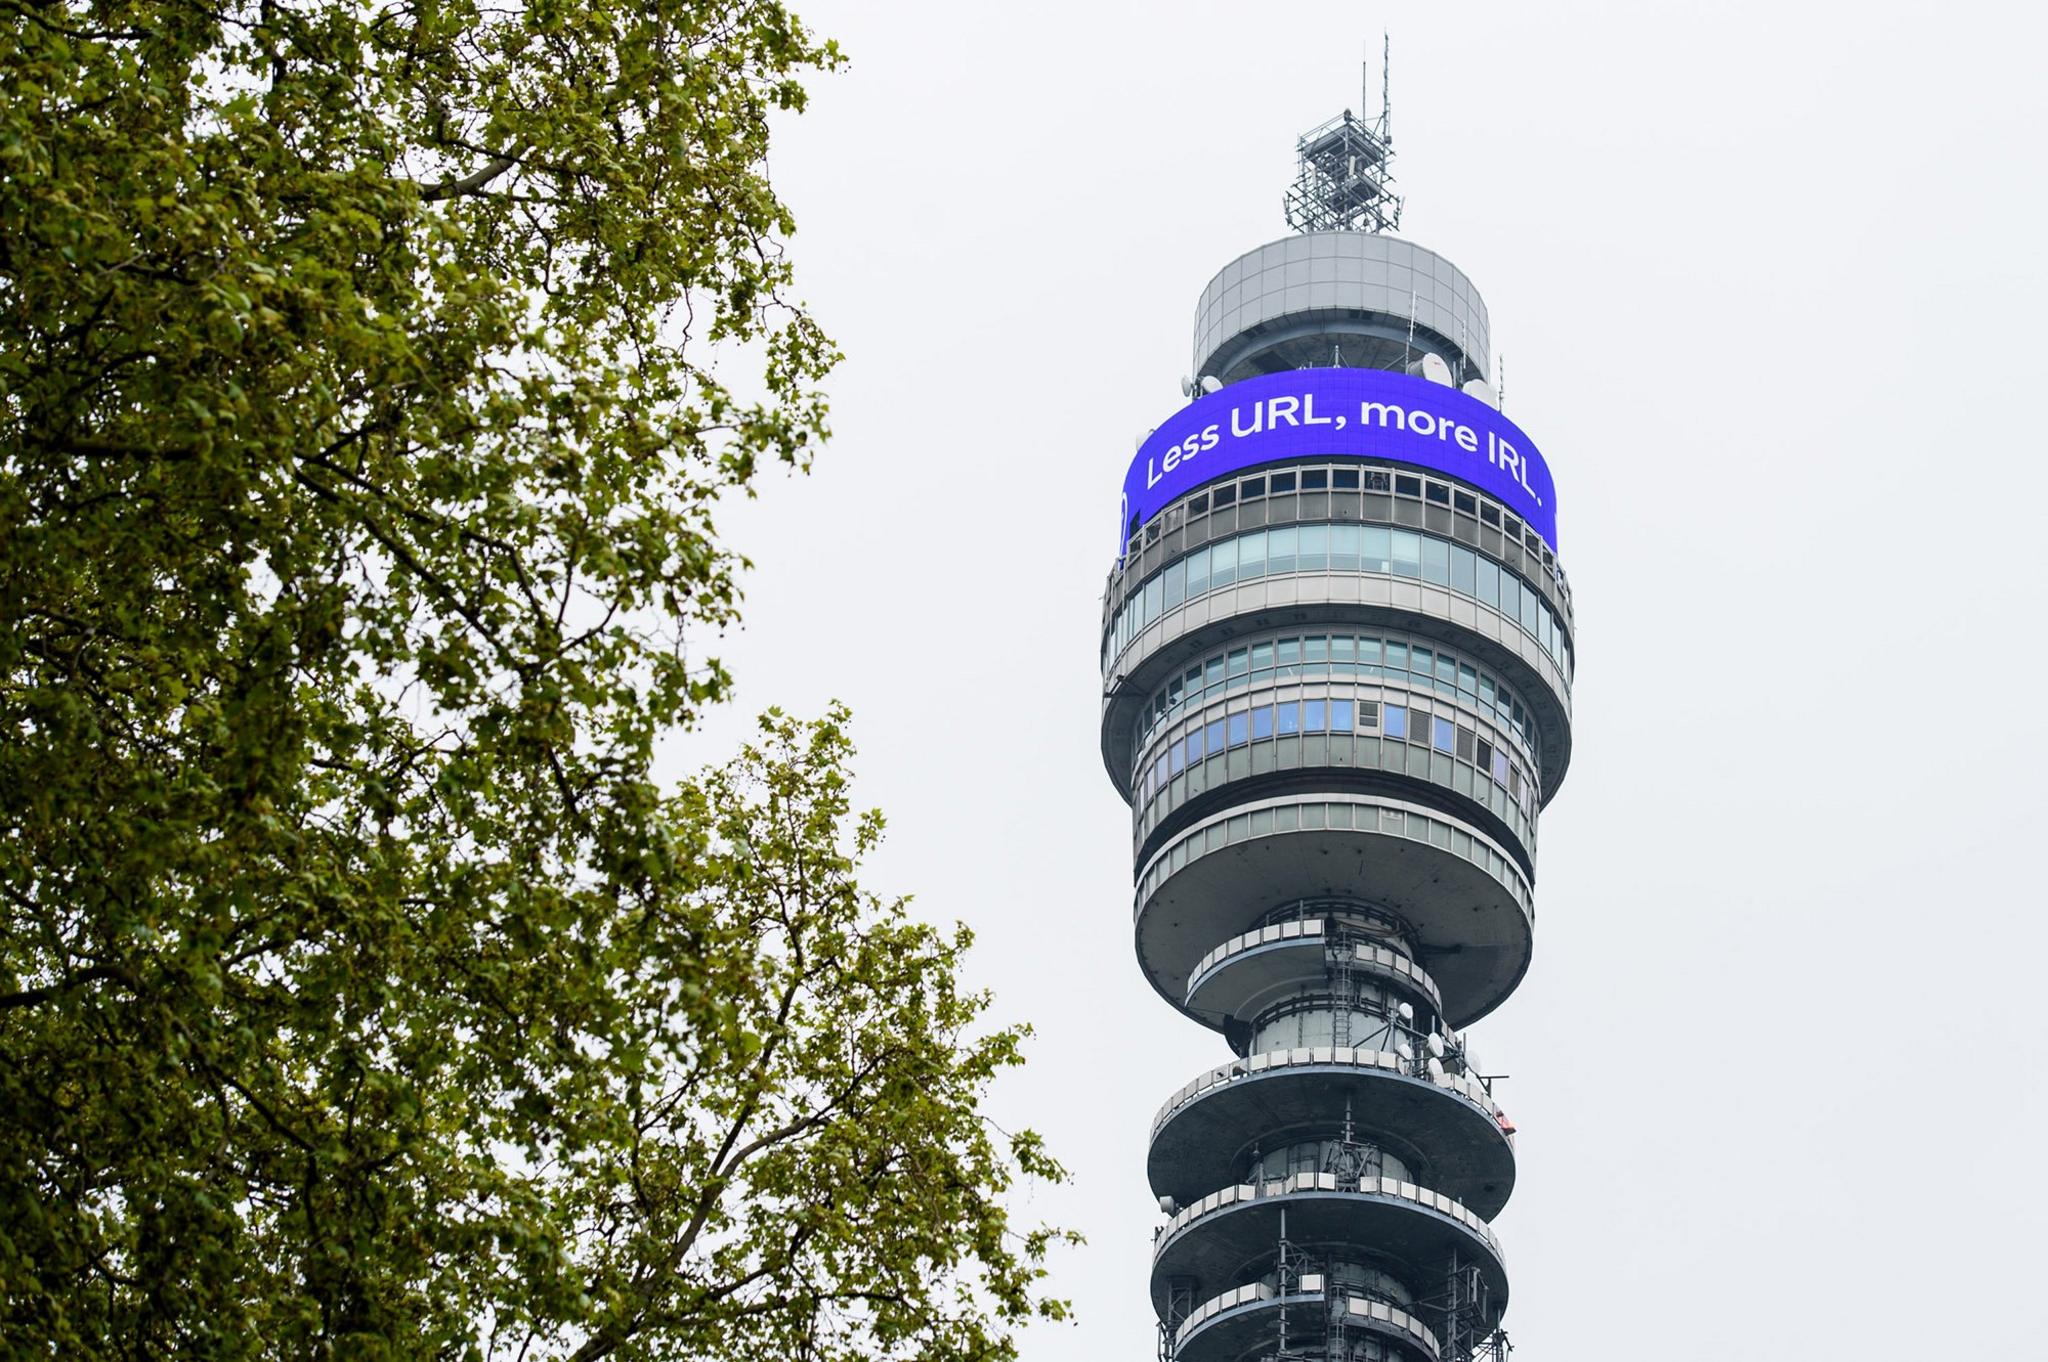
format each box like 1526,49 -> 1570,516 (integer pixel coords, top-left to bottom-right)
1193,233 -> 1492,382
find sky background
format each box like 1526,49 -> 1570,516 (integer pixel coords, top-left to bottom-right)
670,4 -> 2048,1358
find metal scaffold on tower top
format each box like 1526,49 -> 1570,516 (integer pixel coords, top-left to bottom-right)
1284,35 -> 1403,235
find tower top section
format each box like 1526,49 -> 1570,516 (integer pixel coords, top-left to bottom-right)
1284,35 -> 1403,236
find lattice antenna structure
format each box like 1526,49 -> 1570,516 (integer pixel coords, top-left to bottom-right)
1284,34 -> 1403,235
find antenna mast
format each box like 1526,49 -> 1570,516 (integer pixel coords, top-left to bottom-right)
1284,37 -> 1403,234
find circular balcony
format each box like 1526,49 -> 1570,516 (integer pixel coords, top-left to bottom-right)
1174,1285 -> 1440,1362
1184,917 -> 1442,1022
1150,1176 -> 1507,1322
1134,793 -> 1533,1027
1148,1046 -> 1515,1219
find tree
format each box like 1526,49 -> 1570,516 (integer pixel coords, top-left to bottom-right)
0,0 -> 1068,1355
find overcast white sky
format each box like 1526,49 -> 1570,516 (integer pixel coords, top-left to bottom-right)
671,3 -> 2048,1358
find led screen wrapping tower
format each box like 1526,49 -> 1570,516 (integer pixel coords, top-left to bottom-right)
1098,70 -> 1574,1362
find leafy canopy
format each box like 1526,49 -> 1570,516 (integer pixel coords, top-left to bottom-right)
0,0 -> 1068,1356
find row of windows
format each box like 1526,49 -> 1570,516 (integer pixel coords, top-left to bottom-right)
1123,460 -> 1569,603
1103,522 -> 1575,687
1137,696 -> 1536,819
1139,797 -> 1533,923
1137,631 -> 1539,766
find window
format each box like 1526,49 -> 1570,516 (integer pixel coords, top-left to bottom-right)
1358,701 -> 1380,729
1267,471 -> 1295,493
1253,706 -> 1275,739
1304,699 -> 1326,731
1331,701 -> 1353,732
1277,702 -> 1301,735
1302,469 -> 1328,490
1213,484 -> 1236,508
1267,525 -> 1297,574
1299,524 -> 1328,571
1383,704 -> 1407,740
1211,537 -> 1238,588
1422,537 -> 1450,586
1241,476 -> 1266,499
1391,531 -> 1422,577
1226,647 -> 1250,680
1185,728 -> 1204,764
1228,712 -> 1249,746
1456,727 -> 1475,761
1333,468 -> 1360,489
1433,717 -> 1455,752
1239,533 -> 1266,579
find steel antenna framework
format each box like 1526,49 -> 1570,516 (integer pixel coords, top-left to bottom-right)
1284,35 -> 1403,235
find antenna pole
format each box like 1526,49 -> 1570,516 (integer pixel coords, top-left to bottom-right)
1383,30 -> 1393,141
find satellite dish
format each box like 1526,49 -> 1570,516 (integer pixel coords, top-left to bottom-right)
1157,1195 -> 1178,1214
1426,1032 -> 1445,1057
1200,375 -> 1224,395
1462,378 -> 1499,409
1394,1001 -> 1414,1022
1179,375 -> 1195,398
1420,352 -> 1453,387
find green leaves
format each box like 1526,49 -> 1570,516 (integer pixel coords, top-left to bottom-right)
0,2 -> 1066,1357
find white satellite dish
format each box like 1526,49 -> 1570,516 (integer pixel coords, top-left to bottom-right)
1462,378 -> 1499,409
1419,352 -> 1454,387
1179,375 -> 1195,398
1200,375 -> 1224,395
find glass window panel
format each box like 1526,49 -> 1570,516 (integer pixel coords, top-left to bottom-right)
1331,636 -> 1356,665
1267,525 -> 1297,574
1391,531 -> 1422,577
1359,637 -> 1383,669
1276,637 -> 1301,668
1329,523 -> 1361,570
1410,645 -> 1433,677
1358,700 -> 1380,729
1459,663 -> 1478,698
1227,647 -> 1250,678
1521,583 -> 1539,634
1303,636 -> 1329,665
1477,558 -> 1499,610
1228,712 -> 1248,746
1433,716 -> 1455,752
1298,524 -> 1328,571
1185,728 -> 1203,763
1252,706 -> 1274,739
1362,525 -> 1392,573
1492,750 -> 1510,784
1421,537 -> 1450,585
1251,641 -> 1274,672
1331,701 -> 1354,732
1436,655 -> 1458,686
1239,531 -> 1267,580
1478,673 -> 1495,707
1304,699 -> 1326,730
1386,640 -> 1408,671
1211,537 -> 1238,588
1383,704 -> 1407,740
1205,656 -> 1226,690
1456,727 -> 1475,760
1187,546 -> 1211,596
1171,738 -> 1187,774
1143,575 -> 1162,624
1277,702 -> 1301,735
1163,560 -> 1186,609
1452,546 -> 1476,595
